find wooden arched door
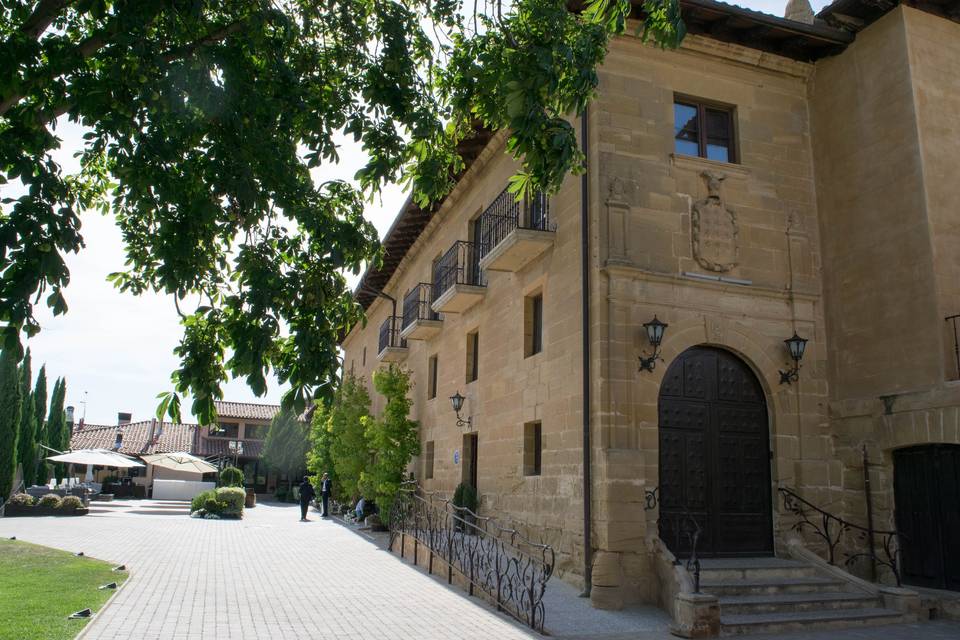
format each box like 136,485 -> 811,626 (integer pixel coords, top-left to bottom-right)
658,346 -> 773,557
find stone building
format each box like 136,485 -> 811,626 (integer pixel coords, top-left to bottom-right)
339,0 -> 960,629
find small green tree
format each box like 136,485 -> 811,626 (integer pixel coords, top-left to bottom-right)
261,410 -> 309,497
219,466 -> 245,488
0,347 -> 22,500
17,349 -> 35,487
327,373 -> 372,501
33,365 -> 48,484
361,365 -> 420,520
46,378 -> 68,484
306,403 -> 339,497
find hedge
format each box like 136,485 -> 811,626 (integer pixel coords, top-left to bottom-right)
190,487 -> 245,519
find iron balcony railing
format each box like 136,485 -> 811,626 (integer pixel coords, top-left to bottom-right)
478,188 -> 553,261
390,482 -> 555,632
402,282 -> 439,330
378,315 -> 406,353
432,240 -> 486,302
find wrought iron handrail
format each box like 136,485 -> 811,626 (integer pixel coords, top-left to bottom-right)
401,283 -> 439,330
390,481 -> 555,632
432,240 -> 486,302
778,486 -> 902,586
378,315 -> 406,353
478,188 -> 553,261
644,486 -> 701,592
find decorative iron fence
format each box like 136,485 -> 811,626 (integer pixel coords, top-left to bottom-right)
432,240 -> 486,302
390,482 -> 555,632
378,316 -> 406,353
778,487 -> 902,586
401,283 -> 439,330
478,188 -> 553,261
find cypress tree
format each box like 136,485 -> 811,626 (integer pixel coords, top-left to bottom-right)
17,349 -> 35,487
47,378 -> 67,484
0,347 -> 21,500
33,365 -> 48,484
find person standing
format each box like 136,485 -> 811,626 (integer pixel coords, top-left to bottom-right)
320,472 -> 332,517
299,476 -> 315,522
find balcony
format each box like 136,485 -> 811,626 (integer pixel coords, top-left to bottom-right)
431,241 -> 487,314
377,316 -> 407,363
478,189 -> 554,273
400,283 -> 442,340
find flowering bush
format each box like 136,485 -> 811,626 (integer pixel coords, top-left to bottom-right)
38,494 -> 62,508
58,496 -> 84,510
8,493 -> 34,507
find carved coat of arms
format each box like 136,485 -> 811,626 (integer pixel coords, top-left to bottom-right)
692,172 -> 739,272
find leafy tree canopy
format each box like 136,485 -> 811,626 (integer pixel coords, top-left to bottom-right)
0,0 -> 684,423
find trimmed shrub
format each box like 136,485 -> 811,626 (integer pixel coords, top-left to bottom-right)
8,493 -> 34,507
452,483 -> 478,513
215,487 -> 245,518
58,495 -> 83,510
38,494 -> 62,508
203,498 -> 222,514
219,466 -> 244,488
191,489 -> 216,513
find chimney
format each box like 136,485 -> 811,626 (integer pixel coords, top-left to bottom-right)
118,412 -> 132,425
66,406 -> 75,425
784,0 -> 815,24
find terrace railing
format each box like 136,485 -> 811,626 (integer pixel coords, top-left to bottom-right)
391,482 -> 555,632
401,283 -> 439,330
432,240 -> 486,302
378,315 -> 406,353
478,188 -> 553,261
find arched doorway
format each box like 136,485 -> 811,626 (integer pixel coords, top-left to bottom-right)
894,444 -> 960,591
658,346 -> 773,557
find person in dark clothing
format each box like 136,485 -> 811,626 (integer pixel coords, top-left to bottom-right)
299,476 -> 315,521
320,472 -> 332,517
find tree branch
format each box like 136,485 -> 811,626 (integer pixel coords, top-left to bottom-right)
18,0 -> 76,41
159,19 -> 249,63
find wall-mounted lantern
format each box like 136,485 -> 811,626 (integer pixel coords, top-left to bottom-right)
450,391 -> 472,427
778,332 -> 808,385
638,316 -> 668,373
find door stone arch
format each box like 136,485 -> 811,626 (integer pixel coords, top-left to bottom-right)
658,345 -> 774,557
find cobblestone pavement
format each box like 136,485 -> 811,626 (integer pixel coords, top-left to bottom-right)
0,499 -> 535,640
2,500 -> 958,640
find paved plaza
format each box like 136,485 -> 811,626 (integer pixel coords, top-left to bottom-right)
1,499 -> 958,640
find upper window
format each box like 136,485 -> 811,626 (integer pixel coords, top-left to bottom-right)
428,355 -> 438,400
244,424 -> 269,440
215,422 -> 239,438
466,331 -> 479,383
525,293 -> 543,358
674,98 -> 736,163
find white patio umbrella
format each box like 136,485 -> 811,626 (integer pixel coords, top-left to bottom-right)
46,449 -> 144,482
141,452 -> 218,475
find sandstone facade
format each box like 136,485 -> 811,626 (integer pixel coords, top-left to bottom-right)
341,2 -> 960,609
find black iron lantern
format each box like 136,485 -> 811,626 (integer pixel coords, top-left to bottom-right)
779,332 -> 808,384
450,391 -> 471,427
639,316 -> 668,373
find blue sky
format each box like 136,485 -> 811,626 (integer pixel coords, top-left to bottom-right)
25,0 -> 835,425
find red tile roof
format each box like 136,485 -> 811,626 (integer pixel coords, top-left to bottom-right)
213,401 -> 280,422
70,420 -> 198,456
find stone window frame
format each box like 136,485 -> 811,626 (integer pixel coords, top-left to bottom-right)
524,291 -> 544,358
427,354 -> 439,400
673,94 -> 738,164
523,421 -> 542,476
424,440 -> 435,480
466,329 -> 479,384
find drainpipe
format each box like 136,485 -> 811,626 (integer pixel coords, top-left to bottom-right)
580,106 -> 593,598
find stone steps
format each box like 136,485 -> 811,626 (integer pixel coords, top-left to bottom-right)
700,575 -> 847,596
719,591 -> 878,614
720,606 -> 904,635
695,557 -> 908,635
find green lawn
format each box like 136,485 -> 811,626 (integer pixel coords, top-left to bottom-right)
0,539 -> 128,640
